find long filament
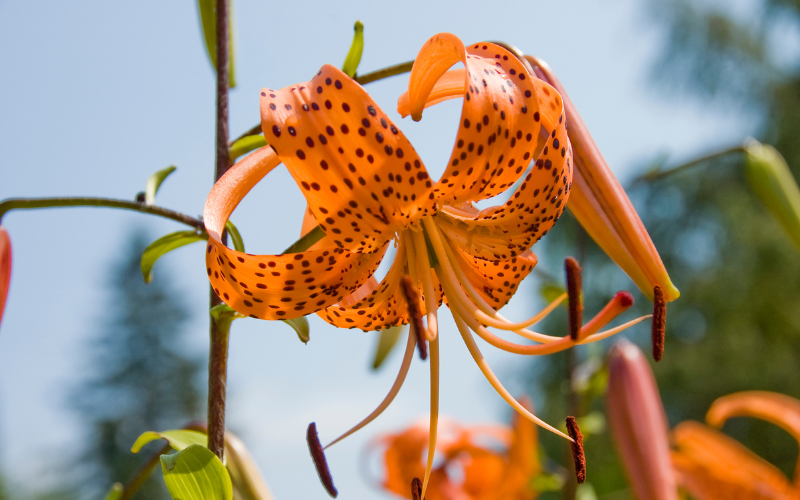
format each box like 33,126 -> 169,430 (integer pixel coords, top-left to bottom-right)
410,229 -> 439,341
324,328 -> 417,449
421,335 -> 440,498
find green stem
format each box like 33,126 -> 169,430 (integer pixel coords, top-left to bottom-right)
0,197 -> 203,229
633,144 -> 748,184
228,60 -> 416,145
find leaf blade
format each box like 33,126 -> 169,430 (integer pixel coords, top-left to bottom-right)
282,316 -> 310,344
341,21 -> 364,78
132,429 -> 208,454
371,325 -> 405,370
145,166 -> 177,205
141,231 -> 207,283
160,444 -> 232,500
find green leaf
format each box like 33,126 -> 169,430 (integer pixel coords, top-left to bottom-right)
161,445 -> 232,500
371,325 -> 405,370
282,226 -> 325,254
145,166 -> 177,205
229,135 -> 267,163
210,303 -> 246,334
539,283 -> 567,304
225,220 -> 245,252
141,231 -> 207,284
341,21 -> 364,78
104,483 -> 123,500
131,429 -> 208,454
197,0 -> 236,88
281,316 -> 310,344
530,472 -> 564,492
576,483 -> 598,500
744,140 -> 800,251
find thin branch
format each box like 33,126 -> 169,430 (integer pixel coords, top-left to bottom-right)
632,144 -> 747,185
0,197 -> 203,229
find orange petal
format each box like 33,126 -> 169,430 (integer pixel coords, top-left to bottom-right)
527,56 -> 679,302
0,226 -> 10,327
451,246 -> 538,310
404,35 -> 550,206
260,65 -> 435,254
606,340 -> 679,500
318,238 -> 444,331
434,76 -> 573,261
204,146 -> 386,320
671,421 -> 794,500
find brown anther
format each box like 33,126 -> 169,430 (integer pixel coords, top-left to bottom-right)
411,477 -> 424,500
566,416 -> 586,484
652,285 -> 666,362
306,422 -> 338,497
565,257 -> 583,341
401,275 -> 428,360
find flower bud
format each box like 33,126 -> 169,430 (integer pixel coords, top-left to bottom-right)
0,226 -> 11,328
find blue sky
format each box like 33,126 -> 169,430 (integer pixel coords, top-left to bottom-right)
0,1 -> 748,498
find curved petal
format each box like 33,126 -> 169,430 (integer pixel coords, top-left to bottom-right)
671,421 -> 794,500
204,147 -> 386,320
527,56 -> 679,302
403,35 -> 547,206
318,239 -> 444,331
260,65 -> 435,254
451,245 -> 538,310
434,76 -> 573,261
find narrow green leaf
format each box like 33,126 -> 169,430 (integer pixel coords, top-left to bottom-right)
161,445 -> 233,500
141,231 -> 206,284
371,325 -> 405,370
282,226 -> 325,254
342,21 -> 364,78
104,483 -> 123,500
132,429 -> 208,454
744,140 -> 800,251
224,220 -> 245,253
145,166 -> 177,205
281,316 -> 310,344
229,135 -> 267,163
196,0 -> 236,88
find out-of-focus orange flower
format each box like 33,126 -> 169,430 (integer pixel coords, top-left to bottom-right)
0,226 -> 11,327
376,399 -> 540,500
672,391 -> 800,500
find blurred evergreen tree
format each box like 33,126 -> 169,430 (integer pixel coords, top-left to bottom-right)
68,228 -> 202,499
527,1 -> 800,498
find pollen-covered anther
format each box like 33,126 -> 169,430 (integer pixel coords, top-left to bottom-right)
565,257 -> 583,340
306,422 -> 338,497
652,285 -> 666,362
566,416 -> 586,484
411,477 -> 424,500
401,275 -> 428,360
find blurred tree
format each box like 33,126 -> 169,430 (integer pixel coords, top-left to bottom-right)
68,228 -> 202,499
526,1 -> 800,498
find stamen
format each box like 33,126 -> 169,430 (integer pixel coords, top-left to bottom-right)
421,337 -> 440,499
578,291 -> 634,340
411,478 -> 423,500
652,285 -> 666,361
306,422 -> 338,497
401,275 -> 428,360
325,328 -> 417,449
565,257 -> 583,340
566,416 -> 586,484
410,229 -> 439,341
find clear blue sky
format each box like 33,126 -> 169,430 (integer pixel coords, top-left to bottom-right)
0,1 -> 748,498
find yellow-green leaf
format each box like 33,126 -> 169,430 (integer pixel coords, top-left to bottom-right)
145,166 -> 177,205
229,135 -> 267,163
282,226 -> 325,254
341,21 -> 364,78
371,325 -> 405,370
282,316 -> 310,344
197,0 -> 236,88
104,483 -> 123,500
132,429 -> 208,453
745,140 -> 800,251
161,445 -> 232,500
225,220 -> 245,253
141,231 -> 207,284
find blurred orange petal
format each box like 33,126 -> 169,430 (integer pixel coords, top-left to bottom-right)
0,226 -> 10,327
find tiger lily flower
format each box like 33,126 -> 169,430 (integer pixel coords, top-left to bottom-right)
374,400 -> 540,500
672,391 -> 800,500
204,33 -> 658,495
0,226 -> 11,327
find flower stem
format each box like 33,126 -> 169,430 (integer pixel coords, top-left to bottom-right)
207,0 -> 231,462
633,144 -> 748,184
0,197 -> 203,229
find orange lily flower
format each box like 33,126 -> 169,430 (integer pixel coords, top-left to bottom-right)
204,33 -> 659,494
0,226 -> 10,326
374,401 -> 540,500
672,391 -> 800,500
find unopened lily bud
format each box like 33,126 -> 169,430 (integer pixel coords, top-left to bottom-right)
744,140 -> 800,251
606,340 -> 678,500
0,226 -> 10,328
